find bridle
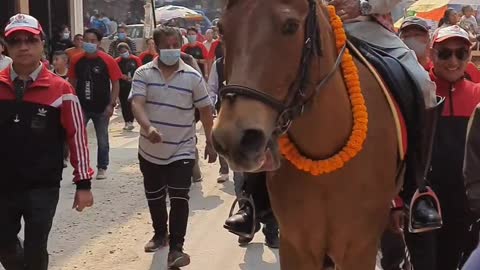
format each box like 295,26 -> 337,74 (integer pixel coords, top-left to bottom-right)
220,0 -> 347,135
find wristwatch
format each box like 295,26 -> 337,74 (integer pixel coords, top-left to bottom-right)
359,0 -> 373,16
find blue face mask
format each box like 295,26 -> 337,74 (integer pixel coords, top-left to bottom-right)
120,51 -> 130,59
83,42 -> 97,54
187,35 -> 197,44
118,33 -> 126,40
159,49 -> 181,66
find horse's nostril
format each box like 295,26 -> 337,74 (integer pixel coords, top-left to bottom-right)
240,129 -> 266,152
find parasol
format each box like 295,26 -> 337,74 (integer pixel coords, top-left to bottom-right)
406,0 -> 480,21
155,5 -> 203,23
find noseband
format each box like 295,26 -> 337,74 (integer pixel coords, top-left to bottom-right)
220,0 -> 346,134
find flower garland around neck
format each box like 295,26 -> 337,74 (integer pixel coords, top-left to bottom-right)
278,5 -> 368,176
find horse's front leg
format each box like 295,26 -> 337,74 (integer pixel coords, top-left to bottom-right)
279,234 -> 327,270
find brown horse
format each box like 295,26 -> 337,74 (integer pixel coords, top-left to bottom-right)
212,0 -> 401,269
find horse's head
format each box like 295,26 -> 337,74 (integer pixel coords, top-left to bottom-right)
212,0 -> 336,172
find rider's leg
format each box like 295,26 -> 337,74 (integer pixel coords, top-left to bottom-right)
346,21 -> 442,232
224,172 -> 265,240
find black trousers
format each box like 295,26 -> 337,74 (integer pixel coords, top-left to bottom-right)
243,172 -> 271,217
139,155 -> 194,251
119,84 -> 134,123
380,230 -> 408,270
0,188 -> 59,270
241,172 -> 278,234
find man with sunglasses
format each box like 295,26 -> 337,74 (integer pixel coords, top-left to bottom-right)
0,14 -> 94,270
399,17 -> 480,83
427,25 -> 480,270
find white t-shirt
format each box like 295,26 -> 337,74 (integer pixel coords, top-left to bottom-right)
0,55 -> 12,71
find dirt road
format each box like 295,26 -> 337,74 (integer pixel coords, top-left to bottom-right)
3,114 -> 386,270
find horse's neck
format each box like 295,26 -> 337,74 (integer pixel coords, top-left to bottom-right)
287,72 -> 353,159
286,9 -> 353,159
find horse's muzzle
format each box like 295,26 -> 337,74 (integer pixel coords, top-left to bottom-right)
212,127 -> 279,172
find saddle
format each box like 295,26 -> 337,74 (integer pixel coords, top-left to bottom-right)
348,37 -> 425,162
347,38 -> 431,203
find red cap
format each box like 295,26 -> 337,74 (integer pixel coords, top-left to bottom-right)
5,14 -> 43,38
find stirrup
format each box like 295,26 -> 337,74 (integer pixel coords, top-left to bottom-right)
408,187 -> 442,233
224,195 -> 257,239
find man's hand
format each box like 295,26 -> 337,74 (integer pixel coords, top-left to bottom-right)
72,190 -> 94,212
105,104 -> 115,118
330,0 -> 362,21
204,141 -> 217,163
388,209 -> 405,234
121,74 -> 129,81
146,126 -> 162,144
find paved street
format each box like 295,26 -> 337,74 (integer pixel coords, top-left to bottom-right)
3,112 -> 385,270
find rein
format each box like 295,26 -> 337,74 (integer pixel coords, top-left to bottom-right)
220,0 -> 346,135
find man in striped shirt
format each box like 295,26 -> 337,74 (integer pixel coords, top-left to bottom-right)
0,14 -> 93,270
130,26 -> 216,268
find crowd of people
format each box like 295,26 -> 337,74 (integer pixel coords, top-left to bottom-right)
0,10 -> 275,270
5,2 -> 480,270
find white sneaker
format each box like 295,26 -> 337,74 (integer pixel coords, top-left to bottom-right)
96,169 -> 107,180
126,122 -> 135,131
217,173 -> 229,183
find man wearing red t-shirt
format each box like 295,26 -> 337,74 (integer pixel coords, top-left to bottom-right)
69,28 -> 122,180
181,27 -> 209,76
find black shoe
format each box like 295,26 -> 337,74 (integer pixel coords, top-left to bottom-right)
168,249 -> 191,268
411,197 -> 442,231
144,234 -> 168,253
237,222 -> 261,246
263,224 -> 280,249
224,204 -> 256,238
264,233 -> 280,249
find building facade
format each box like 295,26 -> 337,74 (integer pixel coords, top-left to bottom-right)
1,0 -> 84,37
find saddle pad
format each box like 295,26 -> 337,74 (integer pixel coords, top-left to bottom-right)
347,41 -> 407,160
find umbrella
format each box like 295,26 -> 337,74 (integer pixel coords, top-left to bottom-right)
407,0 -> 480,21
155,5 -> 202,23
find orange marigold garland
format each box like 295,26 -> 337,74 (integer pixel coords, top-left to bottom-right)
278,5 -> 368,176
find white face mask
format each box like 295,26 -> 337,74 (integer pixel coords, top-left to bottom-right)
159,49 -> 181,66
403,37 -> 428,57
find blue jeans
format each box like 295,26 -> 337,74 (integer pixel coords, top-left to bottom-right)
463,244 -> 480,270
84,111 -> 109,170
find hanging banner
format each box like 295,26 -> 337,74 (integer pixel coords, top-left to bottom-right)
144,1 -> 155,38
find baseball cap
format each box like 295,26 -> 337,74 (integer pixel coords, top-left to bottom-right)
432,25 -> 472,45
400,17 -> 429,32
4,14 -> 43,38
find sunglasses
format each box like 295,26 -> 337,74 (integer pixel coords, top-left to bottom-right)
6,36 -> 42,47
435,47 -> 470,61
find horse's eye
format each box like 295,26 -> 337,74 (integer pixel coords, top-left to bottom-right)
282,19 -> 300,35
